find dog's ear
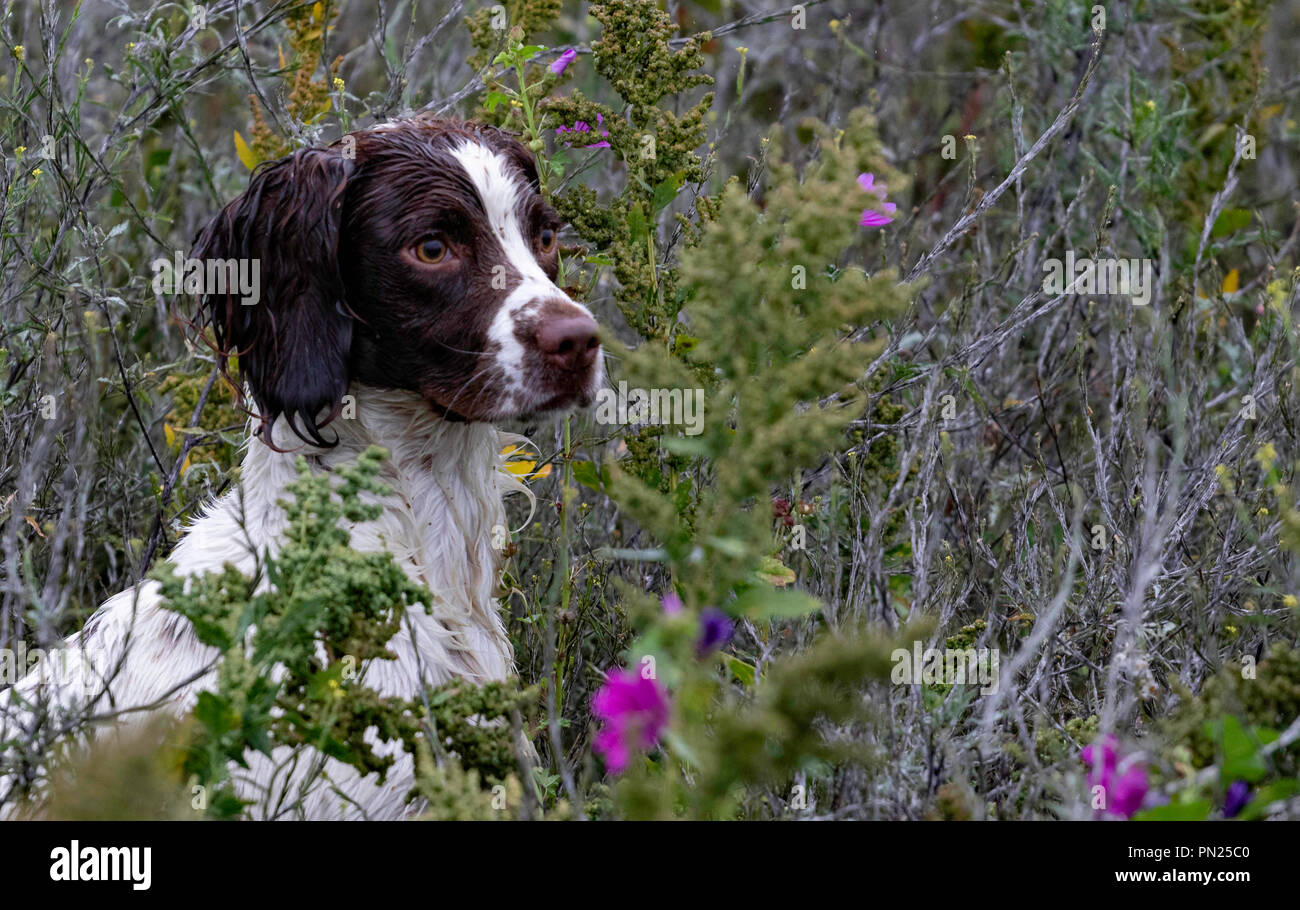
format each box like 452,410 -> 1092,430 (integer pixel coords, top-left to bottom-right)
192,147 -> 356,446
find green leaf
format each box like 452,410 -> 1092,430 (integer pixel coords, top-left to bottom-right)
1211,208 -> 1251,238
661,435 -> 710,457
1134,799 -> 1212,821
728,656 -> 756,687
627,202 -> 647,244
572,459 -> 604,491
706,535 -> 748,558
651,170 -> 686,214
731,586 -> 822,620
1212,716 -> 1269,783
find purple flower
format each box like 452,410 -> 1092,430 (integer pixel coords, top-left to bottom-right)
556,112 -> 610,149
1081,734 -> 1149,819
1224,780 -> 1250,818
857,171 -> 896,228
592,668 -> 670,774
661,592 -> 683,615
696,607 -> 734,656
549,47 -> 578,75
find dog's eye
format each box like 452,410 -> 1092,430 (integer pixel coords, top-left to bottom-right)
415,237 -> 448,264
539,227 -> 557,253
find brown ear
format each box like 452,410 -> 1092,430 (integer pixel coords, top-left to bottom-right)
191,147 -> 356,446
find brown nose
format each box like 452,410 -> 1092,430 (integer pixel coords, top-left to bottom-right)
536,314 -> 600,373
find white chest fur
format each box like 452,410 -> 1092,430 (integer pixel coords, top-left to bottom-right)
3,385 -> 530,818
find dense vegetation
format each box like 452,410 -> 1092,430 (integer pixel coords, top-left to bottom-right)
1,0 -> 1298,820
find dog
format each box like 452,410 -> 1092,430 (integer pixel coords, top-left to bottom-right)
0,116 -> 603,819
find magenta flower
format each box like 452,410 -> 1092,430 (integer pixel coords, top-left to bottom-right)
549,47 -> 578,75
1081,734 -> 1149,819
555,112 -> 610,149
592,668 -> 670,774
857,172 -> 897,227
661,592 -> 683,615
1108,765 -> 1150,818
1081,734 -> 1119,784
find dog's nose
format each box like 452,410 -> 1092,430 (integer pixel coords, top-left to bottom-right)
536,313 -> 600,373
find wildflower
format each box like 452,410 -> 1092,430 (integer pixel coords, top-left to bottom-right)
556,112 -> 610,149
1081,734 -> 1149,819
1224,780 -> 1250,818
592,668 -> 670,774
661,592 -> 683,615
333,77 -> 345,92
13,46 -> 24,61
31,168 -> 42,177
1081,734 -> 1118,782
857,172 -> 897,227
696,608 -> 734,656
1108,765 -> 1149,817
549,47 -> 578,75
1283,594 -> 1297,609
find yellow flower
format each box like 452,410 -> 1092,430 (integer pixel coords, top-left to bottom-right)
1283,595 -> 1298,609
333,77 -> 344,92
1253,442 -> 1276,467
12,46 -> 24,61
14,145 -> 25,155
31,168 -> 42,176
1144,99 -> 1155,111
964,134 -> 977,141
1257,507 -> 1269,517
500,444 -> 553,480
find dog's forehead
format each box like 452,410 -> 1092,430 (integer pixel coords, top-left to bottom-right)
447,140 -> 528,231
358,121 -> 535,216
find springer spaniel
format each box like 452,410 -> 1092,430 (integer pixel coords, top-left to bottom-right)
0,116 -> 603,819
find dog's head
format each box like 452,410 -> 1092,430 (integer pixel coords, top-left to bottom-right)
192,116 -> 603,445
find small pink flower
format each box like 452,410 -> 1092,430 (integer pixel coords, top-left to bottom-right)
661,592 -> 684,615
549,48 -> 578,75
857,172 -> 886,196
857,172 -> 896,227
592,668 -> 670,774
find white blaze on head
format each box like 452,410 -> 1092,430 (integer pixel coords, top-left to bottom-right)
449,140 -> 596,409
